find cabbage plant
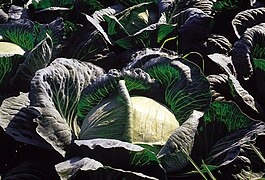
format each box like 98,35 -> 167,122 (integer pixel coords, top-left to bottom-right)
1,48 -> 264,179
1,0 -> 265,179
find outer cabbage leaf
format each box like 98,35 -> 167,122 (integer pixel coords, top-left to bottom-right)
104,2 -> 158,49
158,7 -> 213,47
208,53 -> 236,75
192,101 -> 265,167
80,80 -> 179,147
216,144 -> 265,179
157,7 -> 213,49
126,48 -> 179,69
0,93 -> 52,149
105,2 -> 157,36
72,139 -> 167,179
85,14 -> 113,45
177,8 -> 214,53
143,56 -> 211,124
199,34 -> 232,56
157,110 -> 204,173
55,156 -> 159,180
33,17 -> 64,58
11,34 -> 53,92
232,7 -> 265,38
0,18 -> 35,51
0,43 -> 24,91
208,53 -> 264,118
193,36 -> 232,75
232,23 -> 265,81
61,25 -> 112,62
77,68 -> 154,119
29,58 -> 104,156
60,13 -> 117,70
207,74 -> 232,102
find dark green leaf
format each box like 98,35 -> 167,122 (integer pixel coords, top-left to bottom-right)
11,34 -> 53,92
143,56 -> 211,124
215,144 -> 265,179
92,4 -> 125,23
206,54 -> 264,119
0,45 -> 24,91
31,0 -> 74,9
77,68 -> 154,120
34,17 -> 64,58
192,101 -> 265,167
85,14 -> 113,45
0,19 -> 35,51
104,2 -> 158,49
213,0 -> 253,11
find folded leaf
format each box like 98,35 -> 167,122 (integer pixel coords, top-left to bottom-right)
73,138 -> 167,179
192,101 -> 265,168
80,80 -> 178,147
143,56 -> 211,124
232,7 -> 265,38
0,93 -> 51,149
207,74 -> 231,102
34,17 -> 64,58
55,156 -> 159,180
29,58 -> 104,156
208,53 -> 264,118
199,34 -> 232,56
104,2 -> 158,49
11,34 -> 53,92
0,18 -> 35,51
232,23 -> 265,81
178,8 -> 213,53
158,110 -> 204,173
77,68 -> 154,119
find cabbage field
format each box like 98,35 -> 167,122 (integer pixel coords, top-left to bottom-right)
0,0 -> 265,179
